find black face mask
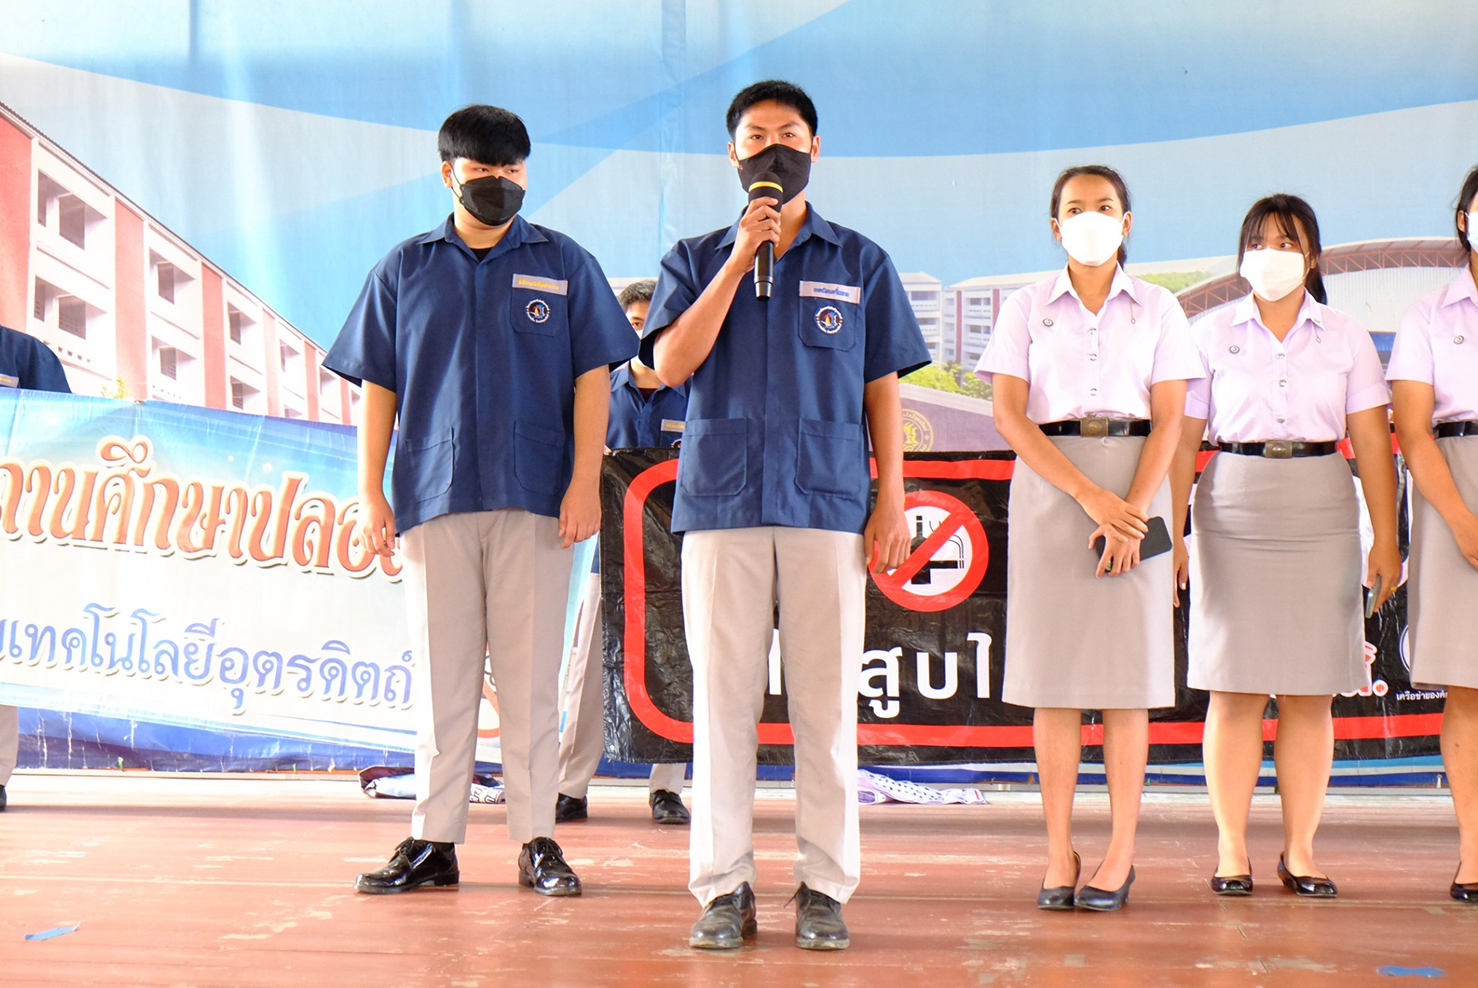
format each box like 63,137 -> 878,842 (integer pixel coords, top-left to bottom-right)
734,143 -> 811,204
453,174 -> 524,227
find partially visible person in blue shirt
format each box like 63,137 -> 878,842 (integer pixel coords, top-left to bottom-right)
0,324 -> 72,813
607,280 -> 688,450
326,104 -> 635,902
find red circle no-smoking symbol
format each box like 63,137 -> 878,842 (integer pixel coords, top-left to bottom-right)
871,489 -> 988,612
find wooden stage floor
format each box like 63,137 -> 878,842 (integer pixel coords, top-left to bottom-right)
1,773 -> 1475,987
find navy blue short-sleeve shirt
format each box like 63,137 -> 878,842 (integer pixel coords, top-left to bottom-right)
324,215 -> 637,532
643,206 -> 930,535
607,362 -> 688,448
0,326 -> 72,393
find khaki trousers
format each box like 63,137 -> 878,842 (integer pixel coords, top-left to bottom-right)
401,509 -> 574,844
0,705 -> 16,785
682,526 -> 866,906
557,572 -> 687,797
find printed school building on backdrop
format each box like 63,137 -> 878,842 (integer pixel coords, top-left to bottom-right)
0,100 -> 358,424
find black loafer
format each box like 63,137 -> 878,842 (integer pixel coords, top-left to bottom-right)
1076,866 -> 1135,912
1277,854 -> 1336,898
689,882 -> 757,949
518,836 -> 581,896
792,883 -> 849,950
650,789 -> 690,825
354,838 -> 459,894
1037,850 -> 1080,910
0,783 -> 7,812
1211,861 -> 1253,896
555,793 -> 588,823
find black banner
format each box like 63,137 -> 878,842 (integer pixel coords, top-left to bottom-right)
601,449 -> 1438,769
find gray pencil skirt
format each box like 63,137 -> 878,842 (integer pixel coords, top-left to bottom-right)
1406,435 -> 1478,690
1188,450 -> 1364,695
1001,436 -> 1176,710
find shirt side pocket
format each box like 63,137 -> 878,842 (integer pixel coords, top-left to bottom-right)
514,421 -> 567,495
796,417 -> 865,496
677,418 -> 748,497
394,427 -> 455,503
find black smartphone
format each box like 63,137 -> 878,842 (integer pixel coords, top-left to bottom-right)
1092,515 -> 1172,565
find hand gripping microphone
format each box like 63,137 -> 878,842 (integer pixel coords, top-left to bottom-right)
747,171 -> 782,301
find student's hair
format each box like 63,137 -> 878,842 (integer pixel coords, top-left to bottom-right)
1236,194 -> 1328,304
1049,165 -> 1131,265
617,279 -> 656,309
1456,164 -> 1478,254
725,80 -> 818,139
438,105 -> 531,166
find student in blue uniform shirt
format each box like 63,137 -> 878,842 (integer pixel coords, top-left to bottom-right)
556,279 -> 691,825
643,81 -> 931,951
0,324 -> 73,812
325,105 -> 636,897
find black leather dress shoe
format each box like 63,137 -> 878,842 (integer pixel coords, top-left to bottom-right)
1076,866 -> 1135,912
1211,861 -> 1253,896
650,789 -> 690,825
354,838 -> 458,894
0,783 -> 7,811
518,836 -> 581,896
1277,854 -> 1336,898
555,793 -> 588,823
792,883 -> 849,950
689,882 -> 757,949
1037,850 -> 1080,910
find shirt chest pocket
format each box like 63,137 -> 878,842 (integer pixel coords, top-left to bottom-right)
509,284 -> 568,338
797,295 -> 862,352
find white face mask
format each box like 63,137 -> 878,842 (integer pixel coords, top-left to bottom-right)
1058,212 -> 1125,267
1239,248 -> 1307,302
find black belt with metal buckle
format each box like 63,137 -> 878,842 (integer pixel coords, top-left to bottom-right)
1217,440 -> 1340,458
1434,421 -> 1478,439
1039,418 -> 1152,438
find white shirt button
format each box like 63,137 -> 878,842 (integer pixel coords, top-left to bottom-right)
1279,380 -> 1287,387
1089,388 -> 1098,397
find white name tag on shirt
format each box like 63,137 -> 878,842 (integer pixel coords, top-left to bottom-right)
0,374 -> 18,388
511,274 -> 568,295
799,281 -> 861,304
660,419 -> 685,433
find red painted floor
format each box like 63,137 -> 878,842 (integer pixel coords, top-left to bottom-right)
1,774 -> 1475,987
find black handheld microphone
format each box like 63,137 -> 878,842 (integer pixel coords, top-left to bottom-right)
748,171 -> 781,301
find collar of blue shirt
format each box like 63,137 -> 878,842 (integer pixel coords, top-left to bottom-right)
610,360 -> 686,397
1046,263 -> 1143,308
415,213 -> 549,259
716,203 -> 842,252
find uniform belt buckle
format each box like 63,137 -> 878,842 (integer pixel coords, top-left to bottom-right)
1263,440 -> 1294,458
1081,416 -> 1110,438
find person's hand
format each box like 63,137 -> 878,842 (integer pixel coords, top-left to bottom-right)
357,488 -> 397,559
1451,511 -> 1478,573
1365,539 -> 1403,611
559,476 -> 602,549
863,494 -> 910,574
1077,486 -> 1149,542
1172,536 -> 1190,606
1092,526 -> 1142,578
727,196 -> 781,269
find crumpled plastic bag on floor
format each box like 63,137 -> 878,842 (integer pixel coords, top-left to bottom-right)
857,768 -> 987,805
358,766 -> 504,803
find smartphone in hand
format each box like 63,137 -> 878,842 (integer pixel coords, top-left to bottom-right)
1365,576 -> 1384,619
1092,515 -> 1173,567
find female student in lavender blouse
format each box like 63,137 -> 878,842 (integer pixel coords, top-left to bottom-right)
1388,164 -> 1478,904
1169,194 -> 1400,900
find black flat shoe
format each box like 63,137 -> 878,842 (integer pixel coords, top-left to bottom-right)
518,836 -> 581,896
555,793 -> 588,823
791,883 -> 849,950
689,882 -> 757,949
1450,863 -> 1478,904
1210,861 -> 1253,896
1076,866 -> 1135,912
1277,854 -> 1336,898
354,838 -> 459,894
649,789 -> 690,825
1037,850 -> 1080,910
